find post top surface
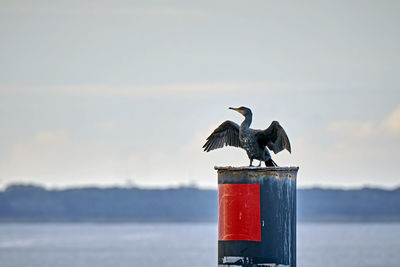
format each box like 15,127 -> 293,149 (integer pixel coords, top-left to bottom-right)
214,166 -> 299,172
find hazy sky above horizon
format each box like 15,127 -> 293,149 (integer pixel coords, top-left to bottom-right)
0,0 -> 399,189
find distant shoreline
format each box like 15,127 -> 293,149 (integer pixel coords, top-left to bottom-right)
1,184 -> 399,223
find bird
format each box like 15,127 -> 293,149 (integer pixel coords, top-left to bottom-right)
203,106 -> 291,167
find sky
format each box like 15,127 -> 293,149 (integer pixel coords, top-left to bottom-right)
0,0 -> 399,189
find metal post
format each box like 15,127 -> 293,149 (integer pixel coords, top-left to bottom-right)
216,166 -> 298,267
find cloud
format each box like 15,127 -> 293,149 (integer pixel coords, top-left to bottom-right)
0,81 -> 333,99
327,120 -> 376,139
1,104 -> 399,189
0,126 -> 232,189
267,105 -> 400,188
0,6 -> 210,18
383,105 -> 400,134
327,105 -> 400,139
34,130 -> 69,143
0,129 -> 127,187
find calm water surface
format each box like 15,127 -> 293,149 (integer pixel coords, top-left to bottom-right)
0,223 -> 399,267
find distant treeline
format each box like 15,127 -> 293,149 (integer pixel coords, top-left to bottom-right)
0,185 -> 400,222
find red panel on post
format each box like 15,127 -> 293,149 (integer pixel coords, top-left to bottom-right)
218,183 -> 261,241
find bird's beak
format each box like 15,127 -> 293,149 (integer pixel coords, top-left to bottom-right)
229,107 -> 242,114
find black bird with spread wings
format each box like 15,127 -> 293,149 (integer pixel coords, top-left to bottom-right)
203,107 -> 291,167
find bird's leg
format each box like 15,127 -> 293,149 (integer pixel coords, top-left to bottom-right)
258,161 -> 262,167
249,158 -> 253,167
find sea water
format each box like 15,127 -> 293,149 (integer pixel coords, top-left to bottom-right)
0,222 -> 399,267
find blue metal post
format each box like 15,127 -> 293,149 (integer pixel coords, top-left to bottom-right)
216,166 -> 298,267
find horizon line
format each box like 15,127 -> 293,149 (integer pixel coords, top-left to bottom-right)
1,182 -> 399,192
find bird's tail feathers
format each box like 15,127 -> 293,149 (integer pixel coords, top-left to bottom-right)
265,159 -> 278,167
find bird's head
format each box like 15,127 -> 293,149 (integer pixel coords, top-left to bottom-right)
229,106 -> 252,117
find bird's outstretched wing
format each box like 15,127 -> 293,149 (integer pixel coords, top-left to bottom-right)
255,121 -> 291,154
203,120 -> 240,152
